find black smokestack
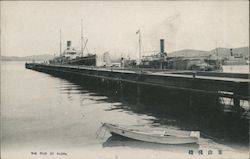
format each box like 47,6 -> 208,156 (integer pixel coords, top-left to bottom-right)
67,41 -> 71,50
230,48 -> 233,56
160,39 -> 164,54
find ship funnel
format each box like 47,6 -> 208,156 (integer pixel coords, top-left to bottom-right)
160,39 -> 165,55
67,41 -> 71,50
230,48 -> 233,56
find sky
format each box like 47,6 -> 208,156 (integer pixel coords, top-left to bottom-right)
1,1 -> 249,58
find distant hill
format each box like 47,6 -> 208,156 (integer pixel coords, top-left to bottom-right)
1,54 -> 54,61
168,47 -> 249,58
1,47 -> 248,62
168,49 -> 209,57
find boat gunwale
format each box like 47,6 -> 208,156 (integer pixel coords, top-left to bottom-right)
103,123 -> 199,139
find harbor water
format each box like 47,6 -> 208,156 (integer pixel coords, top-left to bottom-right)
1,61 -> 249,159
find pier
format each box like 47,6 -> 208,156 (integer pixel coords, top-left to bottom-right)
25,63 -> 249,116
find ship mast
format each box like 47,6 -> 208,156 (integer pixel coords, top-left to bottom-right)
136,29 -> 141,64
81,19 -> 83,57
60,29 -> 62,56
216,42 -> 218,61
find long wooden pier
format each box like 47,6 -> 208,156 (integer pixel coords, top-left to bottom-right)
25,63 -> 249,116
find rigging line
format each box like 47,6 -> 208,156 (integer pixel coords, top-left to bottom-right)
82,38 -> 89,54
82,39 -> 88,54
81,19 -> 89,54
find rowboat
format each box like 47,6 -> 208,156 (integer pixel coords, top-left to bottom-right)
103,135 -> 199,151
102,123 -> 200,144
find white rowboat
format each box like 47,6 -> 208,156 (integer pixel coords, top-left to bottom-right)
102,123 -> 200,145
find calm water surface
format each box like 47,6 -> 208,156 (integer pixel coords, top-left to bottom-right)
1,62 -> 248,159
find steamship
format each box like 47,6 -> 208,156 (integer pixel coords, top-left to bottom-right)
134,39 -> 222,71
49,20 -> 101,66
222,49 -> 248,65
49,41 -> 97,66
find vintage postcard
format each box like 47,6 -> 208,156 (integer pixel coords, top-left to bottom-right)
1,1 -> 249,159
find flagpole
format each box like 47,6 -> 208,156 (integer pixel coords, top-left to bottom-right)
60,29 -> 62,56
139,30 -> 141,64
136,29 -> 141,64
81,19 -> 83,57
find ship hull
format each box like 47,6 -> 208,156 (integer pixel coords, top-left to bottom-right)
50,55 -> 97,66
140,58 -> 222,72
223,60 -> 247,65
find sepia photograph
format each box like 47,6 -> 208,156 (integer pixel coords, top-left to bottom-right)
1,1 -> 249,159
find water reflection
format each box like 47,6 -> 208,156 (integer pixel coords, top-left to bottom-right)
55,76 -> 248,147
47,68 -> 248,146
102,135 -> 199,153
